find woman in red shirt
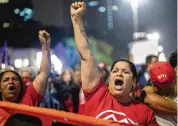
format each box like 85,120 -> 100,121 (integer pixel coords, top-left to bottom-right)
0,30 -> 51,106
71,2 -> 158,125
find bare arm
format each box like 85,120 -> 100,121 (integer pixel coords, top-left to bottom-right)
33,30 -> 51,95
71,2 -> 100,92
141,86 -> 177,115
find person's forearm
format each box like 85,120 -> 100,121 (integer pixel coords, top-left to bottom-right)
72,17 -> 92,61
40,47 -> 51,78
149,103 -> 177,115
146,94 -> 177,115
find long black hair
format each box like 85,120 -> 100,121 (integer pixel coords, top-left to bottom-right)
0,70 -> 24,103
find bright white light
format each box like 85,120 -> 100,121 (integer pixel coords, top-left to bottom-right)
36,52 -> 63,74
88,1 -> 99,7
36,52 -> 42,69
51,54 -> 63,74
159,52 -> 166,61
14,59 -> 23,68
23,58 -> 29,67
98,6 -> 106,12
152,32 -> 160,40
112,5 -> 118,11
158,45 -> 163,52
1,63 -> 5,69
147,34 -> 154,40
133,33 -> 139,39
129,0 -> 139,10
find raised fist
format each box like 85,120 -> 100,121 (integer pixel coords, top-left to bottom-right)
38,30 -> 51,49
71,2 -> 86,19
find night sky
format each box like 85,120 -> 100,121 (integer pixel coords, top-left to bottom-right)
32,0 -> 177,58
0,0 -> 177,59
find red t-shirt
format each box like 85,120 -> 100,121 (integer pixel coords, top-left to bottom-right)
21,84 -> 43,106
80,81 -> 158,126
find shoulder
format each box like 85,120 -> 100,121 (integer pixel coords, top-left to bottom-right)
83,80 -> 108,100
21,84 -> 43,106
131,100 -> 154,115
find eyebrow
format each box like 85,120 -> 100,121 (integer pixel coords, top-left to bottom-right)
3,76 -> 18,79
113,68 -> 131,71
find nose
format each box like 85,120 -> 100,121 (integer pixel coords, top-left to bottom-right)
8,78 -> 14,84
117,70 -> 123,77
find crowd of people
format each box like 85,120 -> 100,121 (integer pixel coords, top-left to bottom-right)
0,1 -> 177,126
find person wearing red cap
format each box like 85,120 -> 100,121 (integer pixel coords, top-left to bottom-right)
98,62 -> 109,83
141,50 -> 177,126
71,2 -> 158,125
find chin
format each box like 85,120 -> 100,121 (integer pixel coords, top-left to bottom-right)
7,95 -> 17,101
112,90 -> 122,98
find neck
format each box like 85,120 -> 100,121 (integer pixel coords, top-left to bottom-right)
2,96 -> 15,102
117,96 -> 132,103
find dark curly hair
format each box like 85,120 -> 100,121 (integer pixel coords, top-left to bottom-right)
0,70 -> 24,103
168,49 -> 177,69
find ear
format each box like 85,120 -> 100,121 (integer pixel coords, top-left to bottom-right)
133,78 -> 137,84
132,78 -> 137,89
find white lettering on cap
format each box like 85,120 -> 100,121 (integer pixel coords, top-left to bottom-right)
158,74 -> 167,79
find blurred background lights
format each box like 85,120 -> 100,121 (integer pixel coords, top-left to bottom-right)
20,11 -> 25,17
129,0 -> 139,10
23,58 -> 29,67
147,32 -> 159,40
3,23 -> 9,28
0,0 -> 9,4
147,33 -> 153,40
51,54 -> 63,74
14,8 -> 20,14
159,52 -> 166,61
1,63 -> 6,69
36,52 -> 42,69
112,5 -> 118,11
152,32 -> 160,40
36,52 -> 63,74
158,45 -> 163,52
88,1 -> 99,7
98,6 -> 106,12
14,59 -> 23,68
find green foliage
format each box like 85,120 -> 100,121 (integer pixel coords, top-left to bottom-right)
64,36 -> 114,66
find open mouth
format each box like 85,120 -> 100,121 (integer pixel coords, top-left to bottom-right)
115,79 -> 123,86
8,85 -> 16,92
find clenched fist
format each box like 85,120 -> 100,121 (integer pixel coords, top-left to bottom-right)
38,30 -> 51,49
71,2 -> 86,19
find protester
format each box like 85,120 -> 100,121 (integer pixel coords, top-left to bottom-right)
19,66 -> 37,88
141,49 -> 177,126
53,68 -> 80,113
74,65 -> 82,85
0,30 -> 51,106
71,2 -> 158,125
98,62 -> 109,83
138,54 -> 158,89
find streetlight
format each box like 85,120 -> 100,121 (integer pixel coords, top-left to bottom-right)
128,0 -> 139,33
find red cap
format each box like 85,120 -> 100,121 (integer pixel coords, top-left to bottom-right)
98,62 -> 107,69
150,62 -> 175,88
